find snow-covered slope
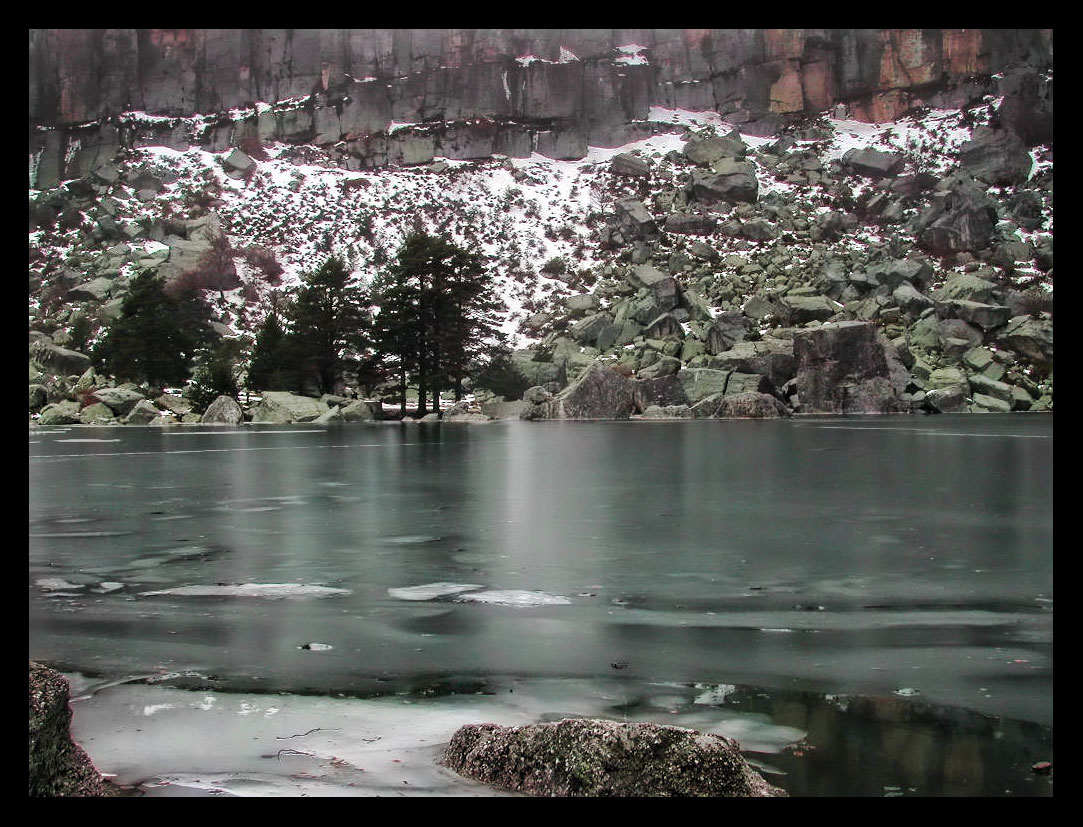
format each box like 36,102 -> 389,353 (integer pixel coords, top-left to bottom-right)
29,83 -> 1054,418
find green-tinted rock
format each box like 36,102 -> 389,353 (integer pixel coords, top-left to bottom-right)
962,347 -> 995,372
724,372 -> 772,396
923,385 -> 969,413
779,293 -> 839,324
251,391 -> 331,424
37,400 -> 81,425
29,384 -> 48,411
678,368 -> 731,403
948,300 -> 1013,331
341,400 -> 380,421
996,316 -> 1053,365
936,273 -> 997,304
123,399 -> 162,425
1011,386 -> 1034,411
970,393 -> 1011,413
90,386 -> 145,416
78,402 -> 116,424
637,356 -> 682,380
968,374 -> 1013,404
907,314 -> 942,353
928,367 -> 967,390
679,337 -> 705,362
981,360 -> 1007,382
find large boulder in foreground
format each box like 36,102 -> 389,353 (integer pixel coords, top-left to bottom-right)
443,718 -> 786,797
29,662 -> 117,797
793,321 -> 900,414
521,361 -> 637,420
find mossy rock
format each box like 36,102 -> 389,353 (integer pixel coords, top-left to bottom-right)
29,662 -> 119,797
443,718 -> 786,797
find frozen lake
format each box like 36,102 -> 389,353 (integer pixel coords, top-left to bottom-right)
29,415 -> 1054,796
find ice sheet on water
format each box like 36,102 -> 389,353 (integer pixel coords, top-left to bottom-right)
387,582 -> 485,601
454,589 -> 572,607
382,534 -> 444,545
68,676 -> 810,797
139,583 -> 351,599
36,577 -> 85,591
678,710 -> 806,755
694,684 -> 738,706
386,583 -> 571,606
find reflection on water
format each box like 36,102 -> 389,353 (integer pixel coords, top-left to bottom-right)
698,685 -> 1053,797
31,416 -> 1053,796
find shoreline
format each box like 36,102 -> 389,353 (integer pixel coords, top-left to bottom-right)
54,668 -> 1053,798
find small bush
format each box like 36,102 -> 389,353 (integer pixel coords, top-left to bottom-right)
166,233 -> 238,297
238,136 -> 270,162
242,245 -> 284,282
541,257 -> 567,276
1017,288 -> 1053,318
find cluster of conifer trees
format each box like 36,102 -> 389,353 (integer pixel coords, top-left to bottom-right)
92,231 -> 514,416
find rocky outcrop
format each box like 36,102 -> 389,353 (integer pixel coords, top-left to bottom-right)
793,321 -> 901,414
29,340 -> 92,378
442,718 -> 786,797
521,361 -> 637,420
250,391 -> 331,424
692,391 -> 791,419
29,662 -> 118,797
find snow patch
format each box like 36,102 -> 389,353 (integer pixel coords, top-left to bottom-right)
387,582 -> 485,601
454,589 -> 572,607
139,583 -> 352,599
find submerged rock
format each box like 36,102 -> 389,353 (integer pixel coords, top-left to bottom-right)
443,718 -> 786,797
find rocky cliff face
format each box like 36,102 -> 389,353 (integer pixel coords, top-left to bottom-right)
29,29 -> 1052,188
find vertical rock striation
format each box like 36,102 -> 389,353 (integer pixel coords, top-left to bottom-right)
29,29 -> 1053,185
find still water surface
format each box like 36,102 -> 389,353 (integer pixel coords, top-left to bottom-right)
29,415 -> 1053,796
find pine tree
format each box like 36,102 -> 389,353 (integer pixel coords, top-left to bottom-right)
92,269 -> 217,388
369,265 -> 423,418
439,248 -> 506,401
372,232 -> 505,415
245,309 -> 295,392
285,256 -> 369,396
187,337 -> 244,413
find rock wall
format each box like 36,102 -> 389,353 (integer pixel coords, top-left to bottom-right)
29,29 -> 1052,185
